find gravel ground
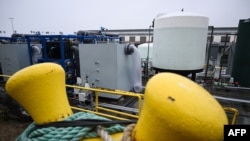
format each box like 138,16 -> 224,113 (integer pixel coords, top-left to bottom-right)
0,105 -> 32,141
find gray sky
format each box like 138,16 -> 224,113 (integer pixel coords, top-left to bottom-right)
0,0 -> 249,36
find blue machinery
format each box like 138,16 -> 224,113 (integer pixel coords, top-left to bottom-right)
0,34 -> 121,91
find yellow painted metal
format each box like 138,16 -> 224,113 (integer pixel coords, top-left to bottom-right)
132,73 -> 229,141
95,91 -> 99,113
5,63 -> 73,125
224,107 -> 239,125
66,84 -> 143,119
97,106 -> 139,119
0,74 -> 11,78
82,133 -> 124,141
71,106 -> 129,121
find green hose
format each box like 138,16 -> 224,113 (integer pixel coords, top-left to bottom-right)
16,112 -> 125,141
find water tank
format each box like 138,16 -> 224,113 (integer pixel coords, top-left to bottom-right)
137,43 -> 153,59
152,12 -> 209,75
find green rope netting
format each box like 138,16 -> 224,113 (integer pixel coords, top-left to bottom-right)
16,112 -> 125,141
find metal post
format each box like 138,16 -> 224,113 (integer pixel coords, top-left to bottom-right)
26,36 -> 33,65
145,26 -> 151,80
9,17 -> 14,33
145,20 -> 154,81
204,26 -> 214,84
218,34 -> 229,82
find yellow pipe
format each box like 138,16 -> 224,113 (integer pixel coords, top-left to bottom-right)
224,107 -> 239,125
0,74 -> 11,78
137,96 -> 142,114
95,91 -> 99,113
97,106 -> 139,119
71,106 -> 129,121
67,84 -> 143,116
66,84 -> 144,97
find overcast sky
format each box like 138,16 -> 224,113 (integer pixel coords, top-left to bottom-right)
0,0 -> 249,36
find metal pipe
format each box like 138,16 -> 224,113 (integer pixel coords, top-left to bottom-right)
95,91 -> 99,113
204,26 -> 214,83
9,17 -> 14,33
27,39 -> 33,65
99,102 -> 139,113
218,34 -> 229,82
145,26 -> 151,80
225,85 -> 250,90
214,95 -> 250,104
71,106 -> 129,120
66,84 -> 143,117
97,106 -> 139,119
0,74 -> 11,78
224,107 -> 239,125
70,45 -> 80,77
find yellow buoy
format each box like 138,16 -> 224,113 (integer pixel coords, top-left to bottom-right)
132,72 -> 228,141
5,62 -> 73,125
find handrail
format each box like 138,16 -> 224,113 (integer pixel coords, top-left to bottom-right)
0,74 -> 11,78
224,107 -> 239,125
70,106 -> 129,121
66,84 -> 144,120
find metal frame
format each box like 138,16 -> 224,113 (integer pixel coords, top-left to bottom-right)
67,84 -> 144,120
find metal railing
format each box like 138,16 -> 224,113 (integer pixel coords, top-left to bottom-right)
67,84 -> 239,125
224,107 -> 239,125
66,84 -> 144,120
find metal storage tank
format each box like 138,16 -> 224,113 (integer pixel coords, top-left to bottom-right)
231,19 -> 250,87
137,43 -> 153,59
152,11 -> 209,76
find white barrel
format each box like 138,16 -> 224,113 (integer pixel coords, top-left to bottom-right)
152,12 -> 209,71
137,43 -> 153,59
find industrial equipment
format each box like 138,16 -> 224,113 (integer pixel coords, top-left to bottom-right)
1,16 -> 250,126
0,44 -> 31,80
137,43 -> 155,78
79,43 -> 143,99
0,32 -> 143,107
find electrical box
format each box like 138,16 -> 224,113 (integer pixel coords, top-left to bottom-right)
78,92 -> 87,102
0,44 -> 30,80
79,43 -> 134,99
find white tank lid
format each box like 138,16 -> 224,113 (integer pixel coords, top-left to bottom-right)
156,11 -> 207,19
154,11 -> 209,28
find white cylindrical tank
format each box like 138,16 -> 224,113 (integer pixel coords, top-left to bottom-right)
152,11 -> 209,71
137,43 -> 153,59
